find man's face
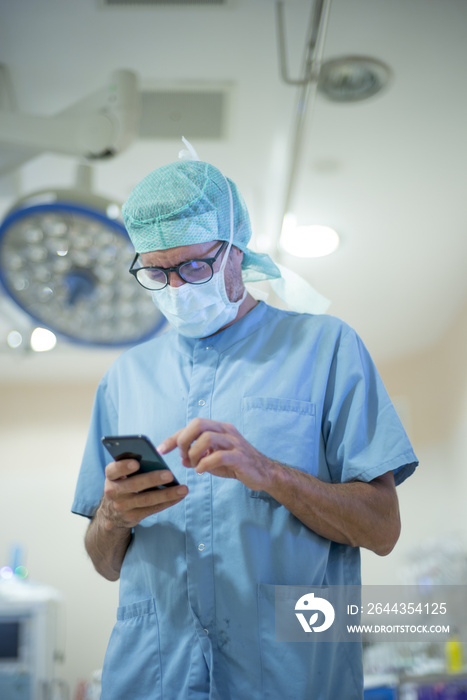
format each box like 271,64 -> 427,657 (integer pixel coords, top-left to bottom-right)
140,240 -> 244,302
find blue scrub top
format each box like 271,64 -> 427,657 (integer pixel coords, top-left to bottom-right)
72,302 -> 417,700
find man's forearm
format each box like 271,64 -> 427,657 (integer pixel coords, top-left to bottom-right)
85,504 -> 132,581
266,464 -> 401,556
159,417 -> 401,555
83,458 -> 189,581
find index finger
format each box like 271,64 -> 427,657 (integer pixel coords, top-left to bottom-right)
160,419 -> 228,461
157,430 -> 183,456
157,419 -> 215,458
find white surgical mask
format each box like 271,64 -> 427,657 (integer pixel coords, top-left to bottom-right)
152,266 -> 247,338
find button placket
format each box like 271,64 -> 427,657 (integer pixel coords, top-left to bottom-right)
184,339 -> 219,638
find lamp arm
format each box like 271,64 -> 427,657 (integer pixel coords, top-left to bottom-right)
0,69 -> 140,160
0,110 -> 116,158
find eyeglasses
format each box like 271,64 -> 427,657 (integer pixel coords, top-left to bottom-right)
129,241 -> 228,291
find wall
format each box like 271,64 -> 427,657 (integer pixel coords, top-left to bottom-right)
0,381 -> 119,695
361,298 -> 467,583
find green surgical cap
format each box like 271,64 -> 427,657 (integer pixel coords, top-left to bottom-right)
122,160 -> 281,283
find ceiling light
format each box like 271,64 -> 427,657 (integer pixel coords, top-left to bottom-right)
0,188 -> 166,347
0,566 -> 13,580
318,56 -> 391,102
280,216 -> 339,258
30,327 -> 57,352
106,203 -> 121,220
7,330 -> 23,349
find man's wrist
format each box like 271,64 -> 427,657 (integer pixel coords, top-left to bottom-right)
96,499 -> 128,533
261,458 -> 288,496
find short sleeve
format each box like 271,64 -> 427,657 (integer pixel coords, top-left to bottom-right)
322,327 -> 418,486
71,376 -> 118,518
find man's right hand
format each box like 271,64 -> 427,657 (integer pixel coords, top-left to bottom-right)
100,458 -> 188,530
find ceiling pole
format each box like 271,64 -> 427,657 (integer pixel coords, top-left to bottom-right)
274,0 -> 332,254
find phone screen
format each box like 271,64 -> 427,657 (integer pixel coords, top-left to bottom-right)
101,434 -> 180,488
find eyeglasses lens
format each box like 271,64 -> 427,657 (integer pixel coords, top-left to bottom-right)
179,261 -> 212,284
136,268 -> 167,290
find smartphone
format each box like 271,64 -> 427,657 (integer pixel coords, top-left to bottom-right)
101,434 -> 180,488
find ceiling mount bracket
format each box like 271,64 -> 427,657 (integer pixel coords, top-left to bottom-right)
275,0 -> 332,86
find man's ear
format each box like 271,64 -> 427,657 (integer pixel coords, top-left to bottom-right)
232,245 -> 244,261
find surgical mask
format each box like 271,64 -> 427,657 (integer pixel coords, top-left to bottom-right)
151,265 -> 247,338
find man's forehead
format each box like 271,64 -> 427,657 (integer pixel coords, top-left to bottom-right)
140,240 -> 219,266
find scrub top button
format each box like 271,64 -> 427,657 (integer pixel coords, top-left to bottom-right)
205,345 -> 213,350
198,399 -> 206,406
204,628 -> 209,635
198,543 -> 206,551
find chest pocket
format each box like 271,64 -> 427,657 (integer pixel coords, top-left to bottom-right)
241,397 -> 317,499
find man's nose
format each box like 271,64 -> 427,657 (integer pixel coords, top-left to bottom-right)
167,271 -> 185,287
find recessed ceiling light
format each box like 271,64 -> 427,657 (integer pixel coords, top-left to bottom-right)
280,218 -> 339,258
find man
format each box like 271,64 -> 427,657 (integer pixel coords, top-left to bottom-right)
72,159 -> 418,700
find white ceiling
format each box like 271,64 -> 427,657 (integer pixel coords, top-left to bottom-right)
1,0 -> 466,383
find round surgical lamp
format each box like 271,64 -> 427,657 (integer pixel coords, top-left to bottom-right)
318,56 -> 392,103
0,188 -> 166,347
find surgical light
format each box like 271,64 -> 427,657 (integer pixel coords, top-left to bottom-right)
0,188 -> 166,347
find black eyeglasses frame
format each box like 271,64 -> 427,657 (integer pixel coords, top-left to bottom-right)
129,240 -> 228,291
